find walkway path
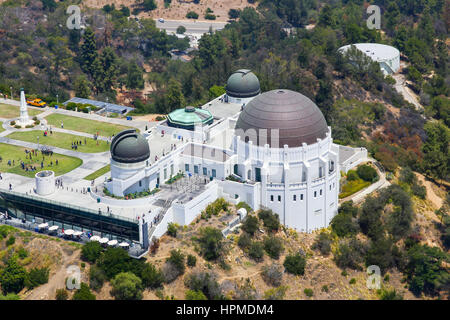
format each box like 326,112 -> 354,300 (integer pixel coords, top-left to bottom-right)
339,159 -> 390,204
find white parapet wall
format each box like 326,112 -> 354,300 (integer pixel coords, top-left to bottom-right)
339,146 -> 368,173
172,181 -> 219,226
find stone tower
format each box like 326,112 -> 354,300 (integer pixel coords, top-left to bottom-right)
18,88 -> 31,126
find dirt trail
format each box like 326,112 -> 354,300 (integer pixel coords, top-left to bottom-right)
24,250 -> 81,300
416,173 -> 443,209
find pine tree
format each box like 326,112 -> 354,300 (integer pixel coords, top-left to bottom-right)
80,28 -> 98,78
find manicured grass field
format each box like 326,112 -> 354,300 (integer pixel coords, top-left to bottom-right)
0,143 -> 82,178
7,130 -> 110,153
339,179 -> 372,199
83,164 -> 110,181
0,104 -> 43,119
44,113 -> 134,137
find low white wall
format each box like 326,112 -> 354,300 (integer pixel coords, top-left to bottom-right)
341,147 -> 368,173
172,181 -> 219,225
89,190 -> 158,207
152,208 -> 173,239
218,180 -> 260,210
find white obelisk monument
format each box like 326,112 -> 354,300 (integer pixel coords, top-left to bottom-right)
18,88 -> 32,127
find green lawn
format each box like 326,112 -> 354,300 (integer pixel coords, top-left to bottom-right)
339,179 -> 372,199
44,113 -> 134,137
83,164 -> 110,181
0,104 -> 43,119
0,143 -> 82,178
7,130 -> 110,153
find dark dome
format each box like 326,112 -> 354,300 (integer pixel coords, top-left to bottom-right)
111,129 -> 150,163
226,70 -> 260,98
235,89 -> 328,148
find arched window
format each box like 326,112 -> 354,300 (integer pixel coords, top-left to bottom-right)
233,164 -> 239,176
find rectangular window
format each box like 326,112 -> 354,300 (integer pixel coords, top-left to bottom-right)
314,191 -> 317,198
320,189 -> 322,196
270,195 -> 274,202
300,194 -> 304,201
330,185 -> 332,191
293,195 -> 296,201
278,195 -> 281,202
212,169 -> 216,178
164,168 -> 167,179
203,167 -> 207,175
139,181 -> 142,187
185,164 -> 189,172
194,165 -> 199,174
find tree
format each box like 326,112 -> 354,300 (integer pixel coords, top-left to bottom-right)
357,165 -> 378,182
25,267 -> 49,289
238,232 -> 252,249
110,272 -> 143,300
126,60 -> 145,90
241,215 -> 259,236
81,241 -> 103,263
258,209 -> 280,232
187,254 -> 197,267
143,0 -> 157,11
72,283 -> 96,300
249,241 -> 264,261
283,253 -> 306,275
263,236 -> 284,260
166,249 -> 185,275
0,257 -> 27,294
184,271 -> 223,300
228,9 -> 241,20
97,247 -> 132,279
165,79 -> 186,113
141,263 -> 164,289
421,122 -> 449,181
74,75 -> 91,99
331,211 -> 359,237
197,227 -> 224,261
176,26 -> 186,34
186,11 -> 199,19
80,28 -> 98,77
334,238 -> 366,270
99,47 -> 119,92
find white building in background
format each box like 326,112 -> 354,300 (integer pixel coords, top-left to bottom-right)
103,70 -> 367,234
338,43 -> 400,75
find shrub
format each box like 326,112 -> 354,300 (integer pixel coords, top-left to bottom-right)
0,257 -> 27,294
334,238 -> 367,270
186,11 -> 199,19
331,212 -> 359,237
97,247 -> 132,279
72,283 -> 96,300
238,233 -> 252,249
283,253 -> 306,275
263,236 -> 284,259
412,182 -> 426,199
205,13 -> 216,20
81,241 -> 103,263
14,125 -> 21,129
378,288 -> 403,300
25,267 -> 49,289
321,285 -> 329,293
248,241 -> 264,261
311,232 -> 332,255
185,289 -> 207,300
263,285 -> 288,300
6,236 -> 15,246
241,215 -> 259,236
10,121 -> 15,125
349,278 -> 356,284
196,227 -> 224,261
184,271 -> 223,300
166,249 -> 185,275
258,209 -> 280,232
357,165 -> 377,182
261,264 -> 283,287
176,26 -> 186,34
55,288 -> 68,300
89,265 -> 107,291
17,247 -> 28,259
187,254 -> 197,267
110,272 -> 143,300
167,222 -> 178,237
141,263 -> 164,289
346,170 -> 359,181
304,288 -> 314,297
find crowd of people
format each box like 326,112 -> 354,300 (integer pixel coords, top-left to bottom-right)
3,148 -> 59,174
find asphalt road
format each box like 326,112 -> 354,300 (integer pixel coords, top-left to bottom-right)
155,19 -> 227,35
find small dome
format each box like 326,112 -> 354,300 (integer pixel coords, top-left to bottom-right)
111,129 -> 150,163
226,69 -> 260,98
235,89 -> 328,148
167,107 -> 213,130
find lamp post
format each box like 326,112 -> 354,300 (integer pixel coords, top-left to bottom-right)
37,136 -> 39,150
56,94 -> 59,105
10,87 -> 12,100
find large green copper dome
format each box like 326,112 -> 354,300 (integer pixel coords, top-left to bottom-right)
167,106 -> 213,130
226,70 -> 260,98
110,129 -> 150,163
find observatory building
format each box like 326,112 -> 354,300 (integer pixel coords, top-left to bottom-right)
339,43 -> 400,75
